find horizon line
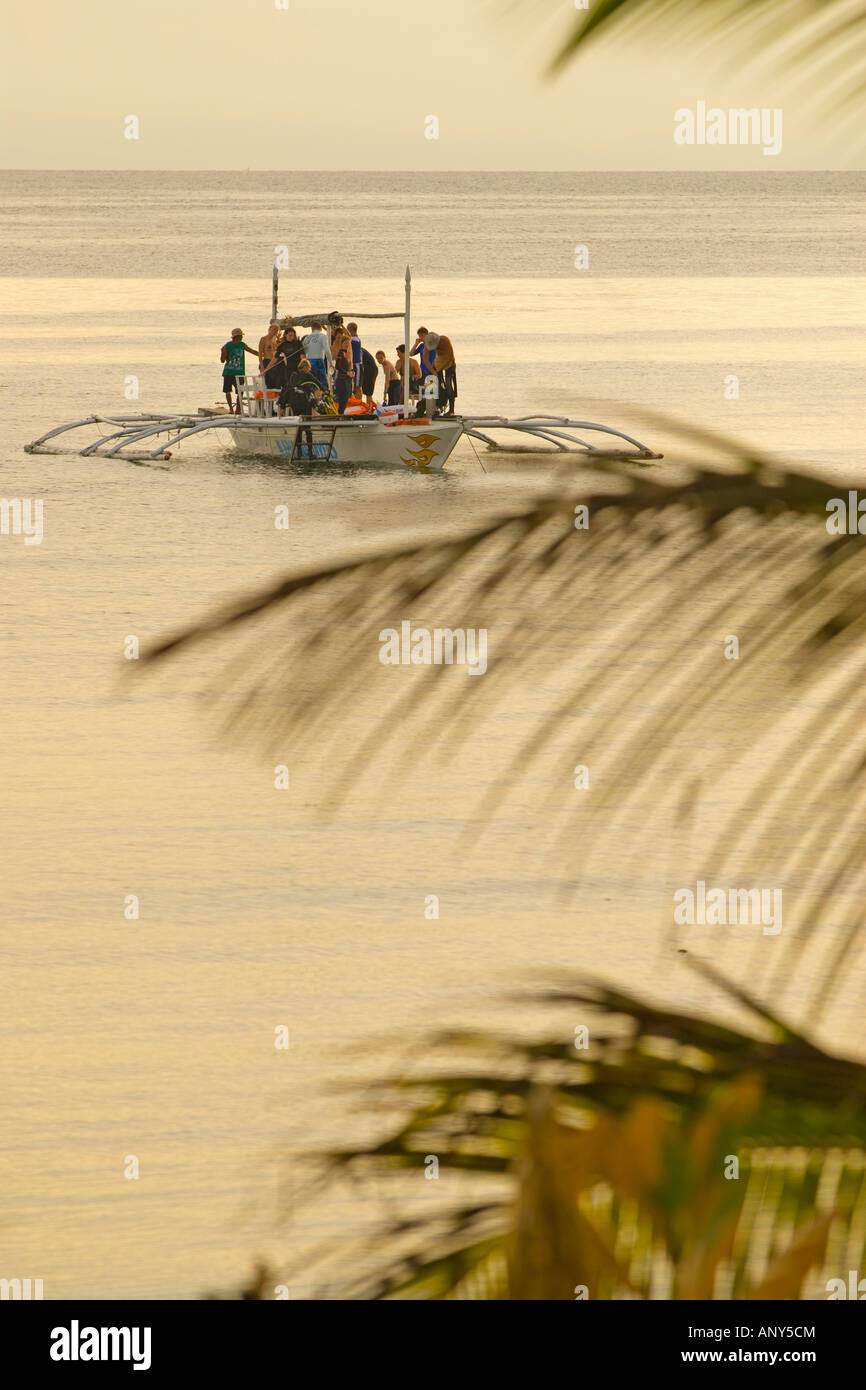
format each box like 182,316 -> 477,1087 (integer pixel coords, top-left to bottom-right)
2,167 -> 862,175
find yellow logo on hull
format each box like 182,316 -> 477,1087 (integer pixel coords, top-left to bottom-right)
401,433 -> 440,468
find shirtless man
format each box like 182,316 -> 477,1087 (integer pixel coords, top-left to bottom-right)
376,350 -> 400,405
395,344 -> 421,397
258,319 -> 282,391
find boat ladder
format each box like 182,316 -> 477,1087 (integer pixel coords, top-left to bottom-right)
286,422 -> 339,461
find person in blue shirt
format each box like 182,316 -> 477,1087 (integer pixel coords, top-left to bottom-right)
411,326 -> 436,380
346,322 -> 362,389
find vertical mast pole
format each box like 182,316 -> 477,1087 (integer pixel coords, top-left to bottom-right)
403,264 -> 411,416
272,261 -> 279,321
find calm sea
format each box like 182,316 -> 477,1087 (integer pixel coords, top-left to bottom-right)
1,171 -> 864,1298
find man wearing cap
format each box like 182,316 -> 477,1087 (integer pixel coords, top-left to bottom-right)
220,329 -> 259,414
427,332 -> 457,417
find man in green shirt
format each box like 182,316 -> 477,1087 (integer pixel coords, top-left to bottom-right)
220,328 -> 259,414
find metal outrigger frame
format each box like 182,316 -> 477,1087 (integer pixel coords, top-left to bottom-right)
24,407 -> 662,466
25,412 -> 253,462
24,413 -> 350,464
460,416 -> 663,459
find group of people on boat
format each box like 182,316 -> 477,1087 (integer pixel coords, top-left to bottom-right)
219,315 -> 457,420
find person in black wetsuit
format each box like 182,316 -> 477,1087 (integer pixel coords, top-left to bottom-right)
275,328 -> 306,415
359,347 -> 378,404
287,359 -> 322,454
332,330 -> 354,414
288,360 -> 321,409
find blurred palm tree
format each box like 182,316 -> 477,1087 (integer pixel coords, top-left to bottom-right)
213,967 -> 866,1300
143,425 -> 866,1023
550,0 -> 866,118
143,428 -> 866,1298
301,968 -> 866,1299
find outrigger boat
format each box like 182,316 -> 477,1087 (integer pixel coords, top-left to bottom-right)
26,267 -> 662,469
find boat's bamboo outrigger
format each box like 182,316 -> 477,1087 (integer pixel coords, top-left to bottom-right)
24,264 -> 663,468
25,411 -> 662,465
462,417 -> 659,455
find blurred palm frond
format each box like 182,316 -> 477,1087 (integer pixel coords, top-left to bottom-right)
140,428 -> 866,1016
547,0 -> 866,115
305,969 -> 866,1299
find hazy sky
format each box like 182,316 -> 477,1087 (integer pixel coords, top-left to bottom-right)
3,0 -> 862,169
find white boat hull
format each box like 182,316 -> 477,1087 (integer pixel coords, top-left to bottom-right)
227,417 -> 463,470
